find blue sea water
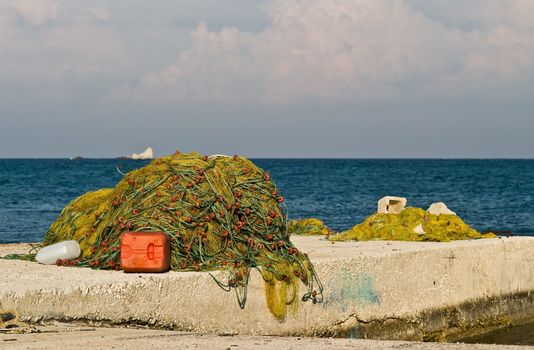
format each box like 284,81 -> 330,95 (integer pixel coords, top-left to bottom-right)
0,159 -> 533,243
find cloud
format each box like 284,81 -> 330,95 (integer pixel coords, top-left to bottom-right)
120,0 -> 534,105
6,0 -> 59,26
407,0 -> 534,30
2,0 -> 534,106
88,6 -> 111,22
0,0 -> 123,86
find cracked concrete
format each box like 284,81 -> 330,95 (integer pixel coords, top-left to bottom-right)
2,236 -> 534,341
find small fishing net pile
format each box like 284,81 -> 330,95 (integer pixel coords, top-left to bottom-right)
42,152 -> 323,320
288,218 -> 330,236
329,207 -> 497,242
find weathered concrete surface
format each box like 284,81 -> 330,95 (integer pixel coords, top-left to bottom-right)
1,324 -> 533,350
1,237 -> 534,341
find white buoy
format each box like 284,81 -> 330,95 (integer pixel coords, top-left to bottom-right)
35,240 -> 81,265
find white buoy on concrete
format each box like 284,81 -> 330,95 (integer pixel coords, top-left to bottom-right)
35,240 -> 81,265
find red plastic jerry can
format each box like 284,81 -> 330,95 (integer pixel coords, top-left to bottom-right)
120,232 -> 171,273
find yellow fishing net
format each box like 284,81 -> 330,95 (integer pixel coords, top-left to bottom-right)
330,207 -> 497,242
41,152 -> 323,320
288,218 -> 330,236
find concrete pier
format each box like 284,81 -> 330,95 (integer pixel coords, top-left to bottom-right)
2,236 -> 534,341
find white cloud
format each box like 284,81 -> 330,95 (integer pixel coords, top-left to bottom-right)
407,0 -> 534,30
121,0 -> 534,104
0,1 -> 124,85
2,0 -> 534,105
88,6 -> 111,22
5,0 -> 59,26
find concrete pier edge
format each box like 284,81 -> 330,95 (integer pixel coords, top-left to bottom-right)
2,236 -> 534,342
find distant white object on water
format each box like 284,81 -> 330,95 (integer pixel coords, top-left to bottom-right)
377,196 -> 407,214
35,240 -> 81,265
413,224 -> 426,235
131,147 -> 154,160
427,202 -> 456,216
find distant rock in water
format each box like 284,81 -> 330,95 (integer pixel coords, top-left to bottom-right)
130,147 -> 153,160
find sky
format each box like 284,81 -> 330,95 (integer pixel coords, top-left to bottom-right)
1,0 -> 533,158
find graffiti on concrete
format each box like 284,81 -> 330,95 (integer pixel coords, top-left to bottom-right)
325,271 -> 380,311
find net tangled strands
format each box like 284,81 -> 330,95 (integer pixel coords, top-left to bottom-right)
40,152 -> 323,320
288,218 -> 331,237
329,207 -> 497,242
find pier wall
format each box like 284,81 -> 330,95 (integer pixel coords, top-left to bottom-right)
2,236 -> 534,340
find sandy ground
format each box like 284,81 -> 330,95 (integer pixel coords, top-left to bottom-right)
1,324 -> 533,350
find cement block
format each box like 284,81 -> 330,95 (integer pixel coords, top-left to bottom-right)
428,203 -> 456,216
1,237 -> 534,340
378,196 -> 407,214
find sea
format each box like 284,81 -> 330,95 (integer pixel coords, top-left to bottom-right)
1,158 -> 533,243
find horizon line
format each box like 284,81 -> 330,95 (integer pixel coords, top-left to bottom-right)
1,157 -> 534,160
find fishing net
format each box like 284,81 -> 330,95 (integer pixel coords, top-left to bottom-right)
40,152 -> 323,320
329,207 -> 497,242
288,218 -> 330,236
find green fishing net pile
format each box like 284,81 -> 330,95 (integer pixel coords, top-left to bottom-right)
288,218 -> 331,236
290,208 -> 496,242
37,152 -> 323,320
330,208 -> 497,242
